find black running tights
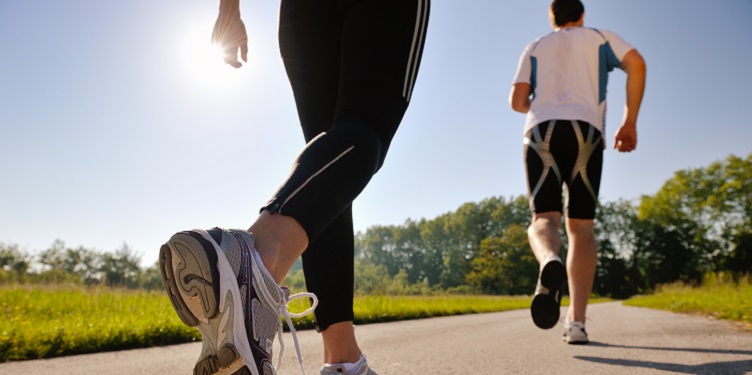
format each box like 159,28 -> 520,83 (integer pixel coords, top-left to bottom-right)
263,0 -> 430,330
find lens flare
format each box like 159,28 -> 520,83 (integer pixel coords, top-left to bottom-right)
179,24 -> 247,90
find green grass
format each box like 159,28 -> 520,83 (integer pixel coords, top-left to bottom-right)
286,295 -> 534,329
624,273 -> 752,328
285,294 -> 610,329
0,285 -> 199,362
0,285 -> 607,362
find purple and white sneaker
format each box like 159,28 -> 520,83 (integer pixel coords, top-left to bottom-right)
160,228 -> 317,375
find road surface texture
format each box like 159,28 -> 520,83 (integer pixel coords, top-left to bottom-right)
2,302 -> 751,374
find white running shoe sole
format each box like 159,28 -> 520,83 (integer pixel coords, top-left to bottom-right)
160,230 -> 258,375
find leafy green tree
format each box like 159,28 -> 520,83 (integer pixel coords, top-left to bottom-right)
638,153 -> 752,281
416,218 -> 445,286
36,240 -> 101,284
38,239 -> 67,271
392,219 -> 426,284
437,201 -> 497,289
64,246 -> 101,284
353,258 -> 391,295
466,224 -> 537,295
357,225 -> 398,276
139,261 -> 164,290
36,240 -> 84,284
490,195 -> 532,233
593,200 -> 640,297
0,242 -> 31,282
418,214 -> 459,288
100,243 -> 142,288
724,231 -> 752,274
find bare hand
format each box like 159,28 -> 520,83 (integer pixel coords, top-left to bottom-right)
613,121 -> 637,153
211,14 -> 248,68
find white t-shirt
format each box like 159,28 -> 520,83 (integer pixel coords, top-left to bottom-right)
512,27 -> 635,135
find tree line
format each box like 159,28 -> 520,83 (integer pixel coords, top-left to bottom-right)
0,240 -> 162,289
349,152 -> 752,297
2,153 -> 750,296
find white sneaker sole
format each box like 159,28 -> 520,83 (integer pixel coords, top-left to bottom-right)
160,230 -> 259,375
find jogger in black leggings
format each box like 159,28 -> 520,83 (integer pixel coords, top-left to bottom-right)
160,0 -> 430,374
271,0 -> 430,334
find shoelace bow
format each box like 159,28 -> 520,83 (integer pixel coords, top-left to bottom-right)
278,292 -> 318,374
250,251 -> 318,375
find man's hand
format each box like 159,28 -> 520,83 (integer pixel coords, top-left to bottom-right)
613,121 -> 637,152
211,11 -> 248,68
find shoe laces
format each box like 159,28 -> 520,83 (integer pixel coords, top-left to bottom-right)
250,249 -> 318,375
278,291 -> 318,375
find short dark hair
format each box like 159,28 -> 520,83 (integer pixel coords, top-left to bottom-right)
550,0 -> 584,27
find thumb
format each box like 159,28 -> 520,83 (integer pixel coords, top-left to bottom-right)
241,43 -> 248,63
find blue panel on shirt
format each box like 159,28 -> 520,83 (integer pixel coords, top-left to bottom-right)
530,56 -> 537,99
598,42 -> 621,103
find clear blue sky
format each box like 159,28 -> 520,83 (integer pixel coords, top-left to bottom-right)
1,1 -> 751,267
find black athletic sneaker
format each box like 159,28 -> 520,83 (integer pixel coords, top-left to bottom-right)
159,228 -> 317,375
530,254 -> 566,329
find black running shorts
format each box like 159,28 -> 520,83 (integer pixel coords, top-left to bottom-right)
523,120 -> 603,219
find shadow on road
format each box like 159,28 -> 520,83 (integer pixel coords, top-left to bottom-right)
587,341 -> 752,356
576,342 -> 752,374
574,356 -> 752,375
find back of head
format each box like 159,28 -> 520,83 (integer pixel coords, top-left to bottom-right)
550,0 -> 584,27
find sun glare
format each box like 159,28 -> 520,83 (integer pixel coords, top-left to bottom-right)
180,24 -> 248,90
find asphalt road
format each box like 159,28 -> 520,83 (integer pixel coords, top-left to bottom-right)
2,302 -> 751,374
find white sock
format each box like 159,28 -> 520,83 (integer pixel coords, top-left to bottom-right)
328,354 -> 366,372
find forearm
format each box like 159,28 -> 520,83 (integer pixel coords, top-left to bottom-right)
510,83 -> 532,114
623,55 -> 646,125
515,98 -> 531,114
218,0 -> 240,17
213,0 -> 247,67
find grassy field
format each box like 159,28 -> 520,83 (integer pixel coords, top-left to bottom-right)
12,276 -> 750,364
1,284 -> 562,362
624,273 -> 752,328
0,285 -> 199,362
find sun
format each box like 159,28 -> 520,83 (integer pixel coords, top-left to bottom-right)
179,23 -> 248,90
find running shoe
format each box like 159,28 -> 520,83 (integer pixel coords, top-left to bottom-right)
530,254 -> 566,329
562,318 -> 589,344
159,228 -> 317,375
320,355 -> 378,375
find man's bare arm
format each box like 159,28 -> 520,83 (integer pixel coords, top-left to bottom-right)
510,83 -> 532,114
212,0 -> 248,68
614,49 -> 646,152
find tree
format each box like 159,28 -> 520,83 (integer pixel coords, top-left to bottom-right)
63,246 -> 101,284
638,152 -> 752,281
356,225 -> 398,276
392,219 -> 426,284
38,239 -> 67,271
593,200 -> 640,297
100,243 -> 142,288
0,242 -> 31,282
139,261 -> 165,290
353,258 -> 391,295
466,224 -> 537,295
